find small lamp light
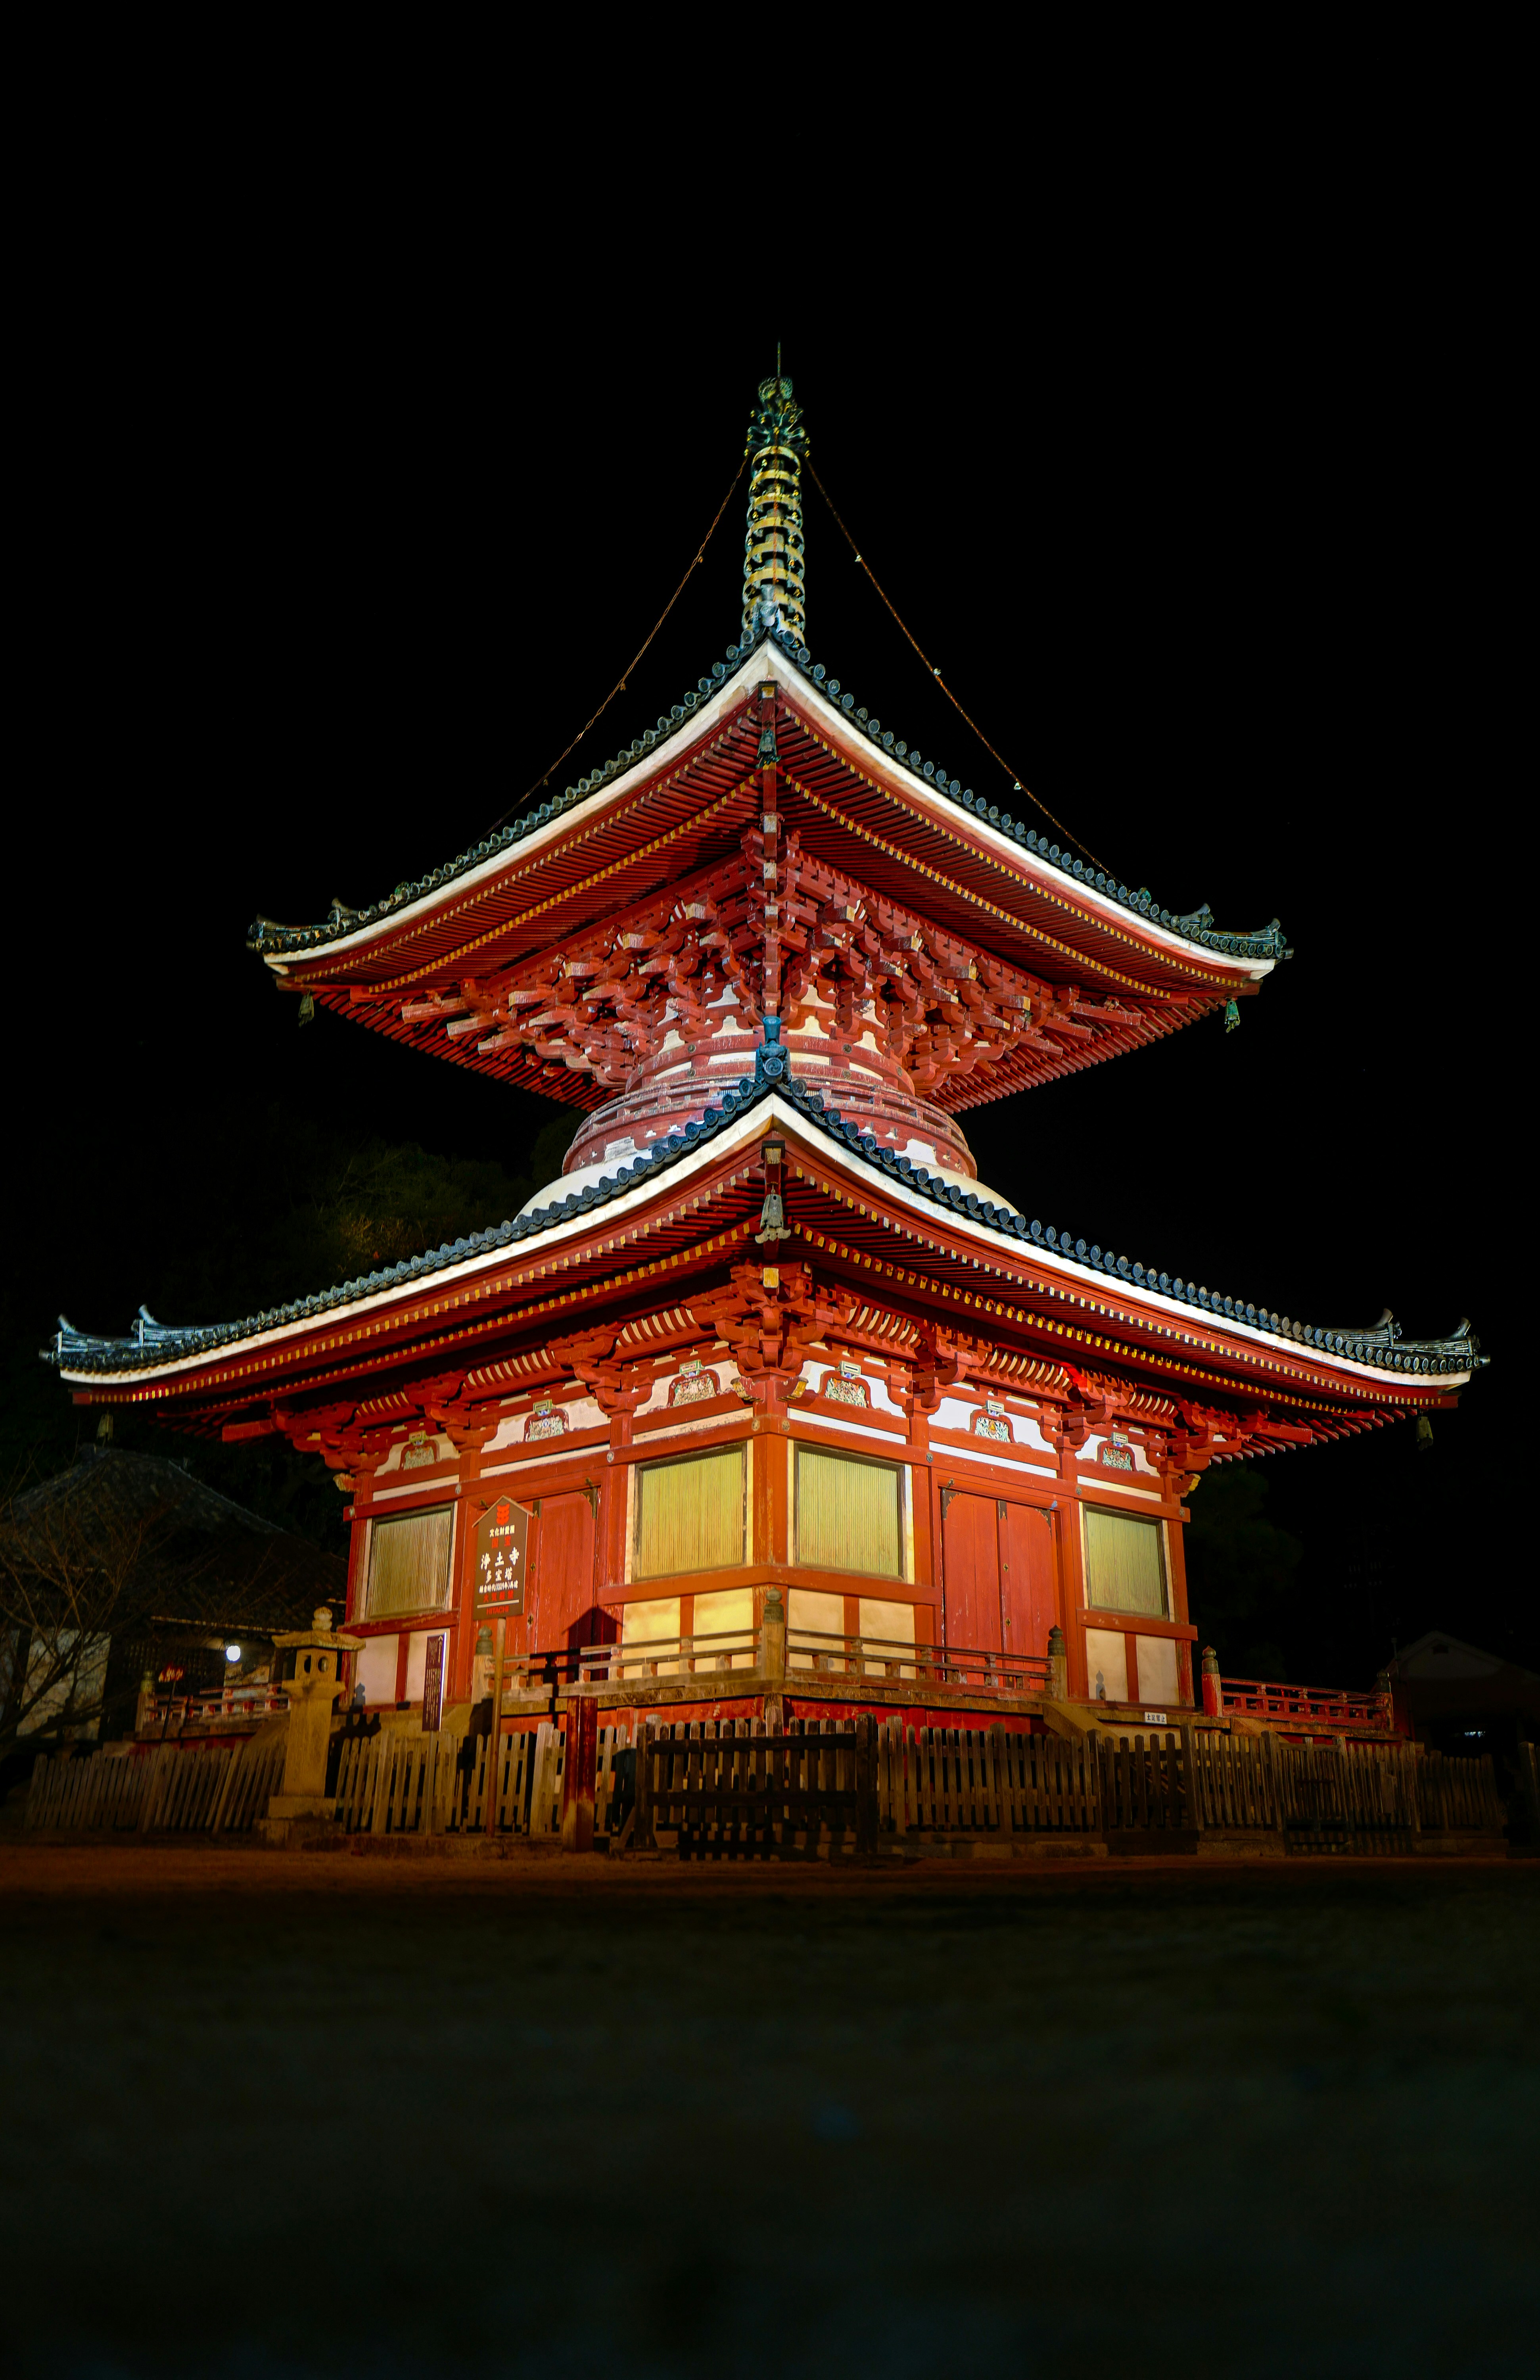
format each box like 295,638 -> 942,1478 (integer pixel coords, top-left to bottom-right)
224,1643 -> 242,1665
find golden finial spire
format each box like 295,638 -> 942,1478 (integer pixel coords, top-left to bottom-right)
741,357 -> 808,647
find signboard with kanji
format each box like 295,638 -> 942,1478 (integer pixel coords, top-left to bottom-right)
475,1495 -> 528,1612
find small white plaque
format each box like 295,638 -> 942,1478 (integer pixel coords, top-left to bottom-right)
1143,1710 -> 1168,1725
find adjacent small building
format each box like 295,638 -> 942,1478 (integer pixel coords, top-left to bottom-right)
1390,1631 -> 1540,1758
2,1444 -> 344,1758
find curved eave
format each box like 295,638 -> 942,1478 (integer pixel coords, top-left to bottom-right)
266,645 -> 1275,999
54,1092 -> 1471,1421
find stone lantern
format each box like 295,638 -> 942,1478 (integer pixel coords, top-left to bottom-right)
262,1606 -> 364,1845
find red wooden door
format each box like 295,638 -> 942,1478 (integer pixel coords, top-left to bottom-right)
527,1491 -> 597,1651
1000,1503 -> 1058,1658
942,1492 -> 1003,1651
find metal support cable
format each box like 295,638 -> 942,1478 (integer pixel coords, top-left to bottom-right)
486,458 -> 747,837
805,460 -> 1106,874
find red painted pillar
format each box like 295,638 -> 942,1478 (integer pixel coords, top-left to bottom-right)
1200,1645 -> 1223,1718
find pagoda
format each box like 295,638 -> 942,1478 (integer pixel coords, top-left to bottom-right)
48,373 -> 1481,1746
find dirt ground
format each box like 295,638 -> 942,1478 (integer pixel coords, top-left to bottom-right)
2,1843 -> 1536,2378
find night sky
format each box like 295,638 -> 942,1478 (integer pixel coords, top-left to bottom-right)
10,271 -> 1517,1682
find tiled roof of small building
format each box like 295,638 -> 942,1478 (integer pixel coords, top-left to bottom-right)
247,623 -> 1291,968
46,1028 -> 1476,1384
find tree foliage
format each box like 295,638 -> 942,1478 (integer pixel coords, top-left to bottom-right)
4,1102 -> 575,1558
1183,1465 -> 1304,1681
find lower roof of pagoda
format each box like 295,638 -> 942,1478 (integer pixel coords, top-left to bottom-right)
247,630 -> 1289,1115
50,1054 -> 1479,1450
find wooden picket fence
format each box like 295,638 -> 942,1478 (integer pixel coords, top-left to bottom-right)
1185,1727 -> 1285,1831
25,1738 -> 286,1835
884,1724 -> 1503,1854
885,1722 -> 1103,1836
636,1717 -> 874,1858
330,1721 -> 629,1840
269,1722 -> 1524,1854
1282,1739 -> 1418,1852
1417,1747 -> 1507,1833
21,1718 -> 1514,1856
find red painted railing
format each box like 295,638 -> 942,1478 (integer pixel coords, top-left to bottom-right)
140,1687 -> 290,1735
1216,1675 -> 1397,1732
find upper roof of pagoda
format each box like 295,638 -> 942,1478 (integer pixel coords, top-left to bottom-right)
249,625 -> 1290,1111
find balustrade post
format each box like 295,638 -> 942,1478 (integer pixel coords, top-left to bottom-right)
761,1586 -> 786,1729
1045,1625 -> 1068,1701
1200,1646 -> 1223,1718
1373,1668 -> 1395,1734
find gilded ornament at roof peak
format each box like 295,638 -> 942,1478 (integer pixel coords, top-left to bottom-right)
742,369 -> 808,650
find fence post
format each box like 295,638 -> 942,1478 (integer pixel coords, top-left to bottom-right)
1179,1723 -> 1204,1834
855,1715 -> 878,1859
138,1743 -> 173,1834
1259,1728 -> 1281,1833
1200,1646 -> 1223,1718
634,1720 -> 654,1850
1045,1625 -> 1068,1701
561,1690 -> 599,1854
1517,1741 -> 1540,1848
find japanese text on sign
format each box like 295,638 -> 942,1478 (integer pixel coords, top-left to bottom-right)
476,1496 -> 528,1612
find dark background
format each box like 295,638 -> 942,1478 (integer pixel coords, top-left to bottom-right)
8,215 -> 1521,1687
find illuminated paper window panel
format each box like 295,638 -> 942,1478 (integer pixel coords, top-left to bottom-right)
366,1507 -> 453,1619
633,1444 -> 746,1580
1083,1507 -> 1168,1618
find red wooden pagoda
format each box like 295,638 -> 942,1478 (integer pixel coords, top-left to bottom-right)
50,373 -> 1482,1760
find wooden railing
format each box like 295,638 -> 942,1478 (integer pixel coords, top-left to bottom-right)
560,1628 -> 759,1686
788,1627 -> 1051,1695
1216,1674 -> 1395,1731
140,1687 -> 290,1734
506,1628 -> 1050,1697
